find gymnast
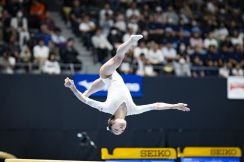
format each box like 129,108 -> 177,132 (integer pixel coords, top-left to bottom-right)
64,35 -> 190,135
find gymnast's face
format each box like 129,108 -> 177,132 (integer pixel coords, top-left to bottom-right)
110,119 -> 127,135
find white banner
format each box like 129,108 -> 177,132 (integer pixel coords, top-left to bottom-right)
227,76 -> 244,99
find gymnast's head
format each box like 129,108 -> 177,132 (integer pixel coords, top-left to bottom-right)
107,115 -> 127,135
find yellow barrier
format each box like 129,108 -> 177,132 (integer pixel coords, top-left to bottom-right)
178,147 -> 242,157
101,147 -> 177,159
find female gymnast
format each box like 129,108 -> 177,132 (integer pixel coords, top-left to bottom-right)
64,35 -> 190,135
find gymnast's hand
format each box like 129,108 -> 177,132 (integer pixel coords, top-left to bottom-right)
64,77 -> 75,89
173,103 -> 190,112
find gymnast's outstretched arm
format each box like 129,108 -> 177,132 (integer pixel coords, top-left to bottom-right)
83,78 -> 105,97
64,77 -> 104,111
133,102 -> 190,115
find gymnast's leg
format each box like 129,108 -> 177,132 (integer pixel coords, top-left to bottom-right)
99,34 -> 143,78
83,35 -> 143,97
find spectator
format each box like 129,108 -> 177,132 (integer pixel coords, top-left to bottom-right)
174,54 -> 191,77
147,42 -> 164,74
20,45 -> 31,64
91,29 -> 112,63
190,46 -> 206,77
114,13 -> 126,32
69,0 -> 83,34
10,10 -> 30,47
30,0 -> 46,28
0,51 -> 16,74
232,64 -> 244,76
162,42 -> 177,62
19,45 -> 32,72
204,32 -> 218,49
190,28 -> 203,49
214,23 -> 229,41
219,63 -> 230,78
230,31 -> 243,46
48,41 -> 60,61
99,3 -> 113,26
35,24 -> 52,46
60,38 -> 82,71
133,41 -> 149,61
33,39 -> 49,66
100,13 -> 114,36
41,11 -> 56,31
126,2 -> 140,18
51,27 -> 67,48
42,53 -> 61,74
136,53 -> 156,77
79,15 -> 96,49
164,6 -> 179,25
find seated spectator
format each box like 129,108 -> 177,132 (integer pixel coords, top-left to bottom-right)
214,23 -> 229,41
230,31 -> 243,46
205,45 -> 220,67
173,54 -> 191,77
100,13 -> 114,36
136,53 -> 156,77
51,27 -> 67,48
41,11 -> 56,31
33,39 -> 49,67
99,3 -> 113,26
126,2 -> 140,18
79,15 -> 96,49
204,32 -> 218,49
114,13 -> 126,32
0,51 -> 16,74
162,41 -> 177,62
20,45 -> 31,64
61,0 -> 73,23
35,24 -> 52,46
190,28 -> 203,49
127,15 -> 139,34
147,42 -> 164,73
42,53 -> 61,74
10,10 -> 30,47
30,0 -> 46,28
147,15 -> 163,43
231,63 -> 244,76
91,28 -> 112,63
48,41 -> 60,61
190,46 -> 206,77
219,63 -> 230,78
7,34 -> 20,61
19,45 -> 31,72
60,38 -> 82,71
69,0 -> 83,34
133,41 -> 149,61
164,6 -> 179,25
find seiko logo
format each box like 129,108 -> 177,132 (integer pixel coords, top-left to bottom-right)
210,148 -> 237,156
140,150 -> 172,157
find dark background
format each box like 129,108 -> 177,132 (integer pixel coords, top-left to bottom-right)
0,75 -> 244,160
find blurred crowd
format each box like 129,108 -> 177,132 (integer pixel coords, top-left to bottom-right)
0,0 -> 243,77
61,0 -> 243,77
0,0 -> 82,74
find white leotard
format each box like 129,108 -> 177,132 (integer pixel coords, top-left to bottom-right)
83,71 -> 156,116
